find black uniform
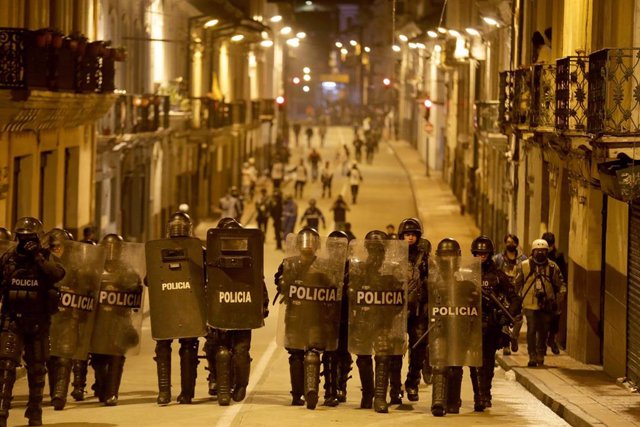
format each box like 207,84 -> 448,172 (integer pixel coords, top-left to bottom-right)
0,217 -> 65,427
470,258 -> 519,410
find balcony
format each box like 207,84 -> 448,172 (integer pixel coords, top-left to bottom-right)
111,94 -> 170,135
588,48 -> 640,136
530,63 -> 556,131
498,71 -> 514,133
512,66 -> 533,129
556,56 -> 589,134
0,27 -> 123,131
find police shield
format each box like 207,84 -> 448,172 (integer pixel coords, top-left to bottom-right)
145,237 -> 207,340
0,241 -> 14,257
206,228 -> 264,330
50,241 -> 106,360
276,235 -> 347,351
347,239 -> 408,356
90,242 -> 146,356
428,256 -> 482,367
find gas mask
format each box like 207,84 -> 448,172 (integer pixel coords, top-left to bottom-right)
532,249 -> 548,265
506,243 -> 517,253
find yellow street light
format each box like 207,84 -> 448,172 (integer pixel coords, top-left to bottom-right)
335,41 -> 343,48
260,40 -> 274,47
281,26 -> 292,35
204,19 -> 219,28
303,67 -> 311,74
231,34 -> 244,42
270,15 -> 282,23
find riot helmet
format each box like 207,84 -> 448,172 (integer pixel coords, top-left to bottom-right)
328,230 -> 348,240
436,238 -> 462,278
297,227 -> 320,256
364,230 -> 388,264
0,227 -> 12,241
531,239 -> 549,265
14,217 -> 44,240
167,211 -> 193,238
44,228 -> 71,257
471,235 -> 494,269
101,234 -> 124,262
327,230 -> 348,253
217,217 -> 241,229
398,218 -> 422,241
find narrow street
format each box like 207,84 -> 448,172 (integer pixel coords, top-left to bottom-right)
8,127 -> 567,426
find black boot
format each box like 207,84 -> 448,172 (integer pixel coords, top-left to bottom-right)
216,347 -> 232,406
446,367 -> 462,414
322,352 -> 338,407
388,356 -> 403,405
25,363 -> 46,426
46,356 -> 57,400
90,354 -> 108,402
70,360 -> 88,401
154,341 -> 171,405
470,367 -> 484,412
356,356 -> 373,409
289,351 -> 305,406
104,356 -> 125,406
204,333 -> 218,396
373,357 -> 389,413
336,352 -> 352,403
51,358 -> 72,410
178,339 -> 198,404
233,350 -> 251,402
431,368 -> 447,417
303,350 -> 320,410
480,361 -> 495,408
0,364 -> 17,427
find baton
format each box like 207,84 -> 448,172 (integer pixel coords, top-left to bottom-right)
412,321 -> 436,350
482,289 -> 516,324
272,290 -> 281,306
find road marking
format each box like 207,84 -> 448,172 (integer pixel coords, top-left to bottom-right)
214,339 -> 279,427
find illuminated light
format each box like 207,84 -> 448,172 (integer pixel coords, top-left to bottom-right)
482,16 -> 499,26
230,34 -> 244,42
335,41 -> 343,48
292,77 -> 301,84
261,31 -> 269,39
286,37 -> 300,47
340,48 -> 348,55
322,81 -> 337,88
253,15 -> 263,22
416,42 -> 426,49
270,15 -> 283,23
276,96 -> 285,104
427,30 -> 438,38
466,27 -> 481,36
434,44 -> 442,52
437,27 -> 447,34
303,74 -> 311,81
364,46 -> 371,53
204,19 -> 219,28
306,0 -> 313,5
281,26 -> 292,35
303,67 -> 311,74
392,44 -> 401,52
260,39 -> 274,47
424,99 -> 433,108
303,85 -> 310,92
448,29 -> 461,37
399,34 -> 408,42
408,42 -> 417,49
383,78 -> 391,86
350,40 -> 357,46
297,32 -> 306,39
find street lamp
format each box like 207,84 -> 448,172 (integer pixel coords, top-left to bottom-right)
281,26 -> 292,35
270,15 -> 282,23
260,39 -> 274,47
303,67 -> 311,74
204,19 -> 219,28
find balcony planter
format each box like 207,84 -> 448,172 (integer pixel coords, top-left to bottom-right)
598,157 -> 640,201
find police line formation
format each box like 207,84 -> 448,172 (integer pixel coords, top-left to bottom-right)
0,213 -> 566,426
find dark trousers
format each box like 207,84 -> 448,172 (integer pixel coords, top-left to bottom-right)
406,310 -> 428,388
257,216 -> 268,235
350,185 -> 359,204
272,217 -> 283,249
322,182 -> 332,198
294,181 -> 305,198
470,326 -> 501,403
524,309 -> 552,362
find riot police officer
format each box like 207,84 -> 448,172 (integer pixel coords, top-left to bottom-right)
0,217 -> 65,427
396,218 -> 429,403
150,212 -> 202,405
469,236 -> 521,411
321,230 -> 350,407
206,217 -> 269,406
90,234 -> 144,406
275,227 -> 345,409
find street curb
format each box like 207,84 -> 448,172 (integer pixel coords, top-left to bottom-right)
496,355 -> 604,427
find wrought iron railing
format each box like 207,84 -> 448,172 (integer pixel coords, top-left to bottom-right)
498,71 -> 514,132
556,56 -> 589,133
113,94 -> 170,134
0,27 -> 121,93
530,63 -> 556,130
194,98 -> 232,129
230,101 -> 246,125
475,101 -> 500,134
512,66 -> 533,128
588,48 -> 640,135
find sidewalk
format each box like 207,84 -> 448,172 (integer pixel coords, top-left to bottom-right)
389,138 -> 640,427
